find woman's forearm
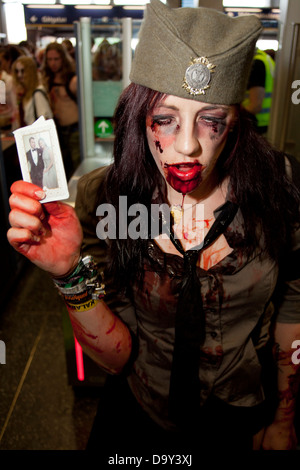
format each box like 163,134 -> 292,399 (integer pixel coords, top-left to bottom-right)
67,300 -> 132,374
272,322 -> 300,425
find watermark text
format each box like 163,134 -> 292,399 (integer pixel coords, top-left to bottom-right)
291,80 -> 300,105
0,80 -> 6,104
107,454 -> 192,467
0,340 -> 6,364
96,198 -> 205,246
291,340 -> 300,365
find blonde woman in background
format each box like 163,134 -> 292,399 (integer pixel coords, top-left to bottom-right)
12,56 -> 53,127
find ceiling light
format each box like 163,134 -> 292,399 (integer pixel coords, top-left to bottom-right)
60,0 -> 110,4
74,5 -> 112,8
122,5 -> 146,9
223,0 -> 271,7
113,0 -> 148,5
25,4 -> 65,8
22,0 -> 57,4
3,3 -> 27,42
224,7 -> 262,13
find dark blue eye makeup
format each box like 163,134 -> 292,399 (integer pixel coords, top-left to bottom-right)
201,116 -> 226,125
149,109 -> 229,136
151,115 -> 174,127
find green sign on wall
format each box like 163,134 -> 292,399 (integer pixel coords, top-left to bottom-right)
94,119 -> 114,138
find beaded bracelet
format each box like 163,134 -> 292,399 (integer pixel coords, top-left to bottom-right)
53,255 -> 106,313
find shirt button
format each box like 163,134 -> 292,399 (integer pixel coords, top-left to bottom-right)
210,331 -> 217,339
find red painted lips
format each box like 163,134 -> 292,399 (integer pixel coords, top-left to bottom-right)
166,162 -> 203,181
164,162 -> 204,195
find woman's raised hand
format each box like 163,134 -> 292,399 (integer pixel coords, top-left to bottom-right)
7,180 -> 83,278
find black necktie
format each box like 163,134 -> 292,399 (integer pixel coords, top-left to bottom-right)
165,200 -> 238,425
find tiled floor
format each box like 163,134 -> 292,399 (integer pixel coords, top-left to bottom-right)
0,262 -> 102,450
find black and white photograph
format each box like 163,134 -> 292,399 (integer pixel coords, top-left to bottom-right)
13,117 -> 69,203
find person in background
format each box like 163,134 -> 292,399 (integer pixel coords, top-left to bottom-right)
7,0 -> 300,453
0,55 -> 17,131
41,42 -> 80,179
62,39 -> 76,62
12,56 -> 53,127
35,48 -> 45,69
19,40 -> 37,61
0,45 -> 24,75
92,39 -> 122,81
25,136 -> 44,188
242,49 -> 275,135
0,45 -> 24,131
38,137 -> 58,189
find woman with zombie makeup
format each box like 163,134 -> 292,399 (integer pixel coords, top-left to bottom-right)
12,56 -> 53,127
7,0 -> 300,454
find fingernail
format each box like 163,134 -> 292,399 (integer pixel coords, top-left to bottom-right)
35,190 -> 46,200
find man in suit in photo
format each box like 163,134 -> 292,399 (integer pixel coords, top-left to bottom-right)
26,136 -> 44,188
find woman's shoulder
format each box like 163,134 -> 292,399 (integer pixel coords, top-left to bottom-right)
284,154 -> 300,190
78,165 -> 110,189
68,74 -> 77,94
34,84 -> 48,95
76,165 -> 110,214
0,70 -> 13,85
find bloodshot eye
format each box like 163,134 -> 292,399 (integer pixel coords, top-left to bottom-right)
201,116 -> 226,126
151,115 -> 174,127
199,116 -> 227,135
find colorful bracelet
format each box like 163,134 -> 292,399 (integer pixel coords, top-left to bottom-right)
53,255 -> 106,312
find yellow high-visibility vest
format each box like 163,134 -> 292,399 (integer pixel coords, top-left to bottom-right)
255,50 -> 275,127
244,49 -> 275,128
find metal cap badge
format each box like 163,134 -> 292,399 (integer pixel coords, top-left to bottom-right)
183,57 -> 216,96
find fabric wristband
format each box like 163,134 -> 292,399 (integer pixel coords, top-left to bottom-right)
53,255 -> 106,312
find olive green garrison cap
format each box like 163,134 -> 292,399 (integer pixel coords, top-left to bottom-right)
130,0 -> 263,105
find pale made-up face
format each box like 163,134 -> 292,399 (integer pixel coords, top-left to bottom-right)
15,62 -> 25,84
146,94 -> 237,200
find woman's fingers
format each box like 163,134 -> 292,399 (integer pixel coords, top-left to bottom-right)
9,208 -> 45,236
9,181 -> 76,224
9,192 -> 45,219
7,206 -> 45,255
10,180 -> 46,200
9,181 -> 46,224
9,180 -> 80,236
7,227 -> 41,254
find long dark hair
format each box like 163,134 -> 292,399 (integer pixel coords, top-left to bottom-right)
41,42 -> 75,90
105,83 -> 300,288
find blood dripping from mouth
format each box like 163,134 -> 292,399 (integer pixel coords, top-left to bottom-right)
165,163 -> 203,195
